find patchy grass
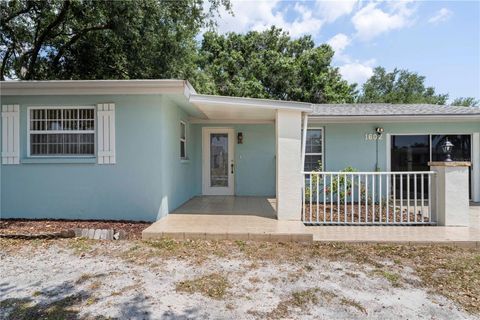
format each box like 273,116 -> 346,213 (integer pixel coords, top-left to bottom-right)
67,238 -> 93,254
3,238 -> 479,313
291,288 -> 319,307
340,297 -> 367,314
175,273 -> 230,299
374,269 -> 402,287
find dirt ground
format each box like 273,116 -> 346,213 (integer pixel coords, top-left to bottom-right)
1,238 -> 479,320
0,219 -> 150,240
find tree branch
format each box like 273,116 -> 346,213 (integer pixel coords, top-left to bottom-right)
52,23 -> 113,67
1,47 -> 12,80
25,0 -> 70,79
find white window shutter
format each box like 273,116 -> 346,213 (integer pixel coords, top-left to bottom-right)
2,104 -> 20,164
97,103 -> 116,164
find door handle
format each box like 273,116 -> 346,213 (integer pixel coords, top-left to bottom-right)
231,163 -> 234,174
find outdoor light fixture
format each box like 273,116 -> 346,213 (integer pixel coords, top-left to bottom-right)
442,138 -> 454,162
375,127 -> 384,134
237,132 -> 243,144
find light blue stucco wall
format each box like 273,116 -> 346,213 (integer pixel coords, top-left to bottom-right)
0,94 -> 196,221
190,123 -> 276,196
311,121 -> 480,172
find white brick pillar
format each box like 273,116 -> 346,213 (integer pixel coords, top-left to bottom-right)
429,161 -> 471,226
275,109 -> 302,220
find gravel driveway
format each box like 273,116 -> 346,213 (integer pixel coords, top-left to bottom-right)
1,239 -> 478,320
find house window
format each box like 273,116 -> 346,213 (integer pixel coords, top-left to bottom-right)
28,107 -> 95,156
180,121 -> 187,159
304,128 -> 323,171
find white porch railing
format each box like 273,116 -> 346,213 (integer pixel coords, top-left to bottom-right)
302,171 -> 436,225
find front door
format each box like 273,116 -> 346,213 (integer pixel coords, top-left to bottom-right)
202,128 -> 235,195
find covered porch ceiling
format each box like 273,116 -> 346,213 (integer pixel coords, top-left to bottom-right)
187,94 -> 312,121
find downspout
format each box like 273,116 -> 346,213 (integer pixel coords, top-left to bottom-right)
301,112 -> 309,173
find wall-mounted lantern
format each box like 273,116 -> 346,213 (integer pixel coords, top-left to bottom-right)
375,127 -> 384,134
442,138 -> 454,162
237,132 -> 243,144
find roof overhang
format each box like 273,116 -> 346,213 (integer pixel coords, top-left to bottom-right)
188,94 -> 312,121
309,114 -> 480,123
0,79 -> 196,96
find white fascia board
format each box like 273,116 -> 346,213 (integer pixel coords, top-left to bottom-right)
1,79 -> 195,96
308,114 -> 480,123
189,94 -> 313,112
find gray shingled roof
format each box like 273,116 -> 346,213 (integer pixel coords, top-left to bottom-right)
311,103 -> 480,117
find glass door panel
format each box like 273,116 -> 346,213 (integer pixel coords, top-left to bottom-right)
210,133 -> 229,187
391,135 -> 430,199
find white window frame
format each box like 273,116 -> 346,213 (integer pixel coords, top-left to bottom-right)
180,120 -> 187,160
304,127 -> 324,171
27,106 -> 96,158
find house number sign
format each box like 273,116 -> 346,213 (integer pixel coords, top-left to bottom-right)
365,133 -> 383,141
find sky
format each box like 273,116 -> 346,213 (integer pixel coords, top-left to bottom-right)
209,0 -> 480,102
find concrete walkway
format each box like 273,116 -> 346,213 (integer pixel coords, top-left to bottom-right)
142,199 -> 480,246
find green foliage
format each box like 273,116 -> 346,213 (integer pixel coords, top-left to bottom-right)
450,97 -> 479,107
191,27 -> 357,103
359,67 -> 448,104
0,0 -> 231,80
305,166 -> 359,203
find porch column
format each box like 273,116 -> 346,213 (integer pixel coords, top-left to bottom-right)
275,109 -> 302,220
429,161 -> 471,226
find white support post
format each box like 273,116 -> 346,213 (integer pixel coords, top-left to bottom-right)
301,113 -> 308,172
429,161 -> 471,226
276,109 -> 302,220
472,132 -> 480,202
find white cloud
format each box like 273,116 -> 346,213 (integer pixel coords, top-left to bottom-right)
315,0 -> 357,22
338,60 -> 375,84
351,2 -> 416,40
327,33 -> 350,55
428,8 -> 453,24
214,1 -> 323,38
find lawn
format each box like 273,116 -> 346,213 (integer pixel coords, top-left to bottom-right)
0,238 -> 479,319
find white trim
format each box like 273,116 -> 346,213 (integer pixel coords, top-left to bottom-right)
303,127 -> 324,171
301,114 -> 308,172
27,105 -> 96,158
189,94 -> 313,112
1,79 -> 194,96
180,120 -> 187,160
309,115 -> 480,123
188,118 -> 274,124
202,127 -> 235,196
386,133 -> 391,172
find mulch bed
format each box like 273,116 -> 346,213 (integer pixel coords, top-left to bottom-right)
0,219 -> 151,240
303,204 -> 431,224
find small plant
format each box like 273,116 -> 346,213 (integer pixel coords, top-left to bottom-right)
291,288 -> 319,307
176,273 -> 230,299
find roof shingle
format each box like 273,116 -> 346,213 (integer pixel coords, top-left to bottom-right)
311,103 -> 480,116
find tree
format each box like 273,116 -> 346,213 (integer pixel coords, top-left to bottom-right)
191,27 -> 357,103
450,97 -> 479,107
0,0 -> 231,80
359,67 -> 448,104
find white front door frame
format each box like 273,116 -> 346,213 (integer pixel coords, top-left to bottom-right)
202,127 -> 235,195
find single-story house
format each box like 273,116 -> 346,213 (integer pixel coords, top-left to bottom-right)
1,80 -> 479,225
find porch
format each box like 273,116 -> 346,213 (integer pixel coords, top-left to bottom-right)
142,196 -> 312,241
141,198 -> 480,246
